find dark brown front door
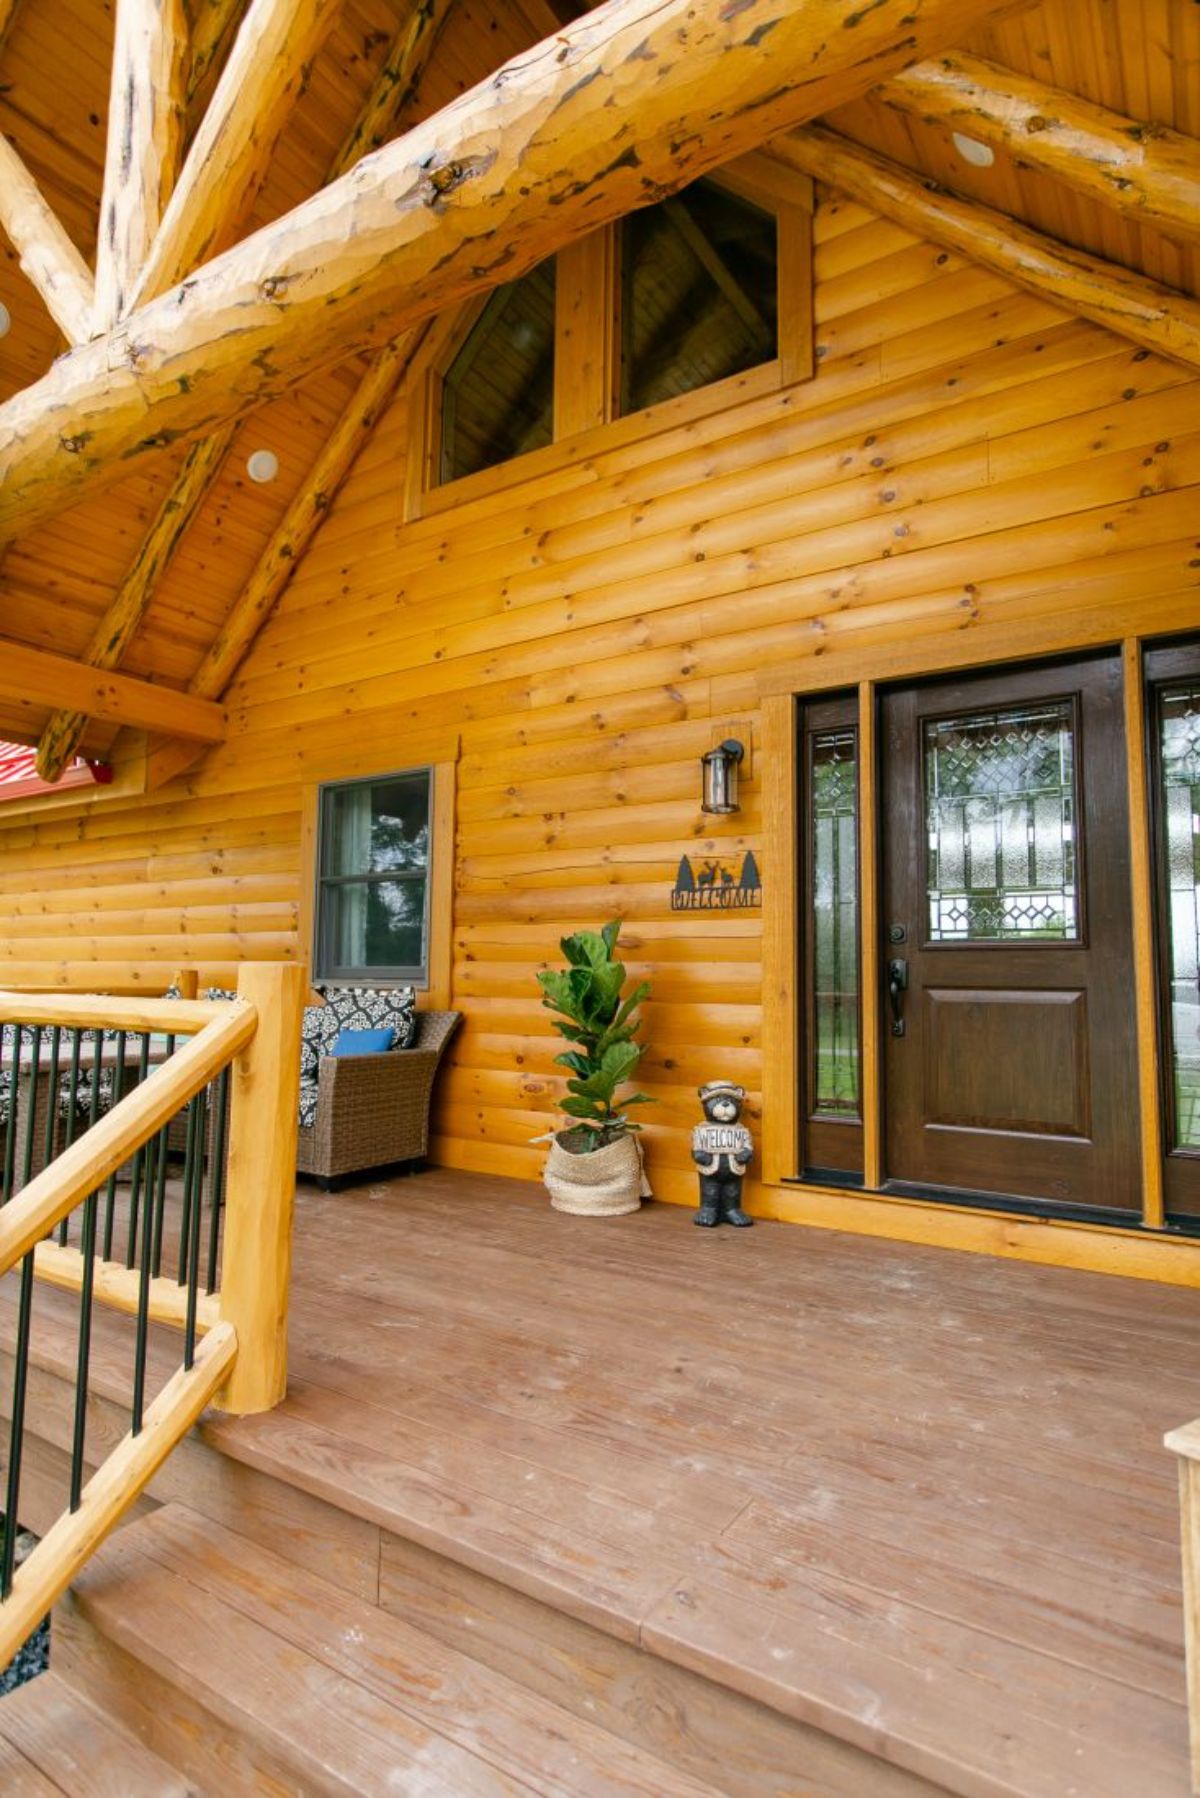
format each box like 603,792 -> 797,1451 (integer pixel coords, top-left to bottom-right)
881,654 -> 1140,1214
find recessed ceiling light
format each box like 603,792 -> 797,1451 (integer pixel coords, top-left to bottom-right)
246,449 -> 279,483
952,132 -> 995,169
0,301 -> 11,339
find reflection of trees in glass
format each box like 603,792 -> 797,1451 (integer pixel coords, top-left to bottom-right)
924,704 -> 1077,942
320,772 -> 432,977
812,730 -> 858,1114
1161,688 -> 1200,1148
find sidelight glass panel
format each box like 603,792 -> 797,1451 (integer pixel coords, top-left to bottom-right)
1160,686 -> 1200,1150
811,728 -> 859,1114
924,701 -> 1078,943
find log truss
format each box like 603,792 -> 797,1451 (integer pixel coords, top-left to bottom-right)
0,0 -> 1198,778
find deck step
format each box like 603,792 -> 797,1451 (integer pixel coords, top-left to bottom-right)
58,1501 -> 727,1797
0,1669 -> 195,1796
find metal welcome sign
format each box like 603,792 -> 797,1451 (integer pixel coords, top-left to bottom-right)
671,851 -> 762,911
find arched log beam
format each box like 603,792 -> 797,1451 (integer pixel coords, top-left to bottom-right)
0,642 -> 224,742
879,52 -> 1200,246
35,426 -> 236,781
94,0 -> 189,331
129,0 -> 341,311
0,136 -> 95,344
769,127 -> 1200,372
0,0 -> 1009,547
33,0 -> 455,782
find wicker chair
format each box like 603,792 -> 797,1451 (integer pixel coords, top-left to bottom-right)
296,1008 -> 461,1190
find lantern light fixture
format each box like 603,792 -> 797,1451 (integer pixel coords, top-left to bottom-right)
246,448 -> 279,484
701,738 -> 744,814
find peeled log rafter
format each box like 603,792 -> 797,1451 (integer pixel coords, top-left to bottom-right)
330,0 -> 454,179
880,52 -> 1200,245
0,135 -> 95,343
192,332 -> 421,698
186,0 -> 249,106
35,425 -> 237,781
130,0 -> 341,310
770,127 -> 1200,372
0,641 -> 225,742
0,0 -> 1008,545
94,0 -> 189,330
0,0 -> 21,60
35,0 -> 451,783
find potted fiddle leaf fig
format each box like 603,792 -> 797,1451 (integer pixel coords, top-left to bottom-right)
537,921 -> 654,1215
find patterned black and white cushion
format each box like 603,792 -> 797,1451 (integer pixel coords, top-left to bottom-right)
301,1003 -> 339,1083
298,1077 -> 321,1130
314,985 -> 418,1049
205,987 -> 238,1003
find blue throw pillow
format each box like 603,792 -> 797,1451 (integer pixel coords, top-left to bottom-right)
331,1027 -> 395,1057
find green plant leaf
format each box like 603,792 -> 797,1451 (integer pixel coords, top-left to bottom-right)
600,920 -> 621,957
553,1051 -> 591,1076
560,1095 -> 607,1121
600,1041 -> 640,1083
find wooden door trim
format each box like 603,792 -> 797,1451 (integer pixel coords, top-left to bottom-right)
760,633 -> 1185,1255
1123,639 -> 1167,1227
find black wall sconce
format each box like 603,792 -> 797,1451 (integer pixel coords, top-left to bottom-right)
701,739 -> 744,814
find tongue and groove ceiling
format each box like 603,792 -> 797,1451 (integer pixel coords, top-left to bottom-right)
0,0 -> 1197,770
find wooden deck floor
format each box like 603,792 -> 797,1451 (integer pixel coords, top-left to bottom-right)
9,1168 -> 1200,1794
197,1169 -> 1198,1798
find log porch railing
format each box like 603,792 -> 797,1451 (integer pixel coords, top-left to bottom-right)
0,961 -> 304,1668
1167,1420 -> 1200,1791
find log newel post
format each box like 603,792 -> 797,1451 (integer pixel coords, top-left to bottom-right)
1166,1422 -> 1200,1792
215,961 -> 305,1414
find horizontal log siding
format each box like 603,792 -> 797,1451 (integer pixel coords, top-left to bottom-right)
2,193 -> 1199,1208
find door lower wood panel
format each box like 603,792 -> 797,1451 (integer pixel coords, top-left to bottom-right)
881,653 -> 1140,1214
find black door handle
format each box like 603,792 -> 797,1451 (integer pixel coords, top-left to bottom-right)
888,958 -> 908,1038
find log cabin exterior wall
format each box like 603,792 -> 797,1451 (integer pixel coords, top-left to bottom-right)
2,190 -> 1199,1260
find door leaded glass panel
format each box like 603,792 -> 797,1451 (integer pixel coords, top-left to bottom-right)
923,701 -> 1078,943
1159,685 -> 1200,1151
811,728 -> 859,1116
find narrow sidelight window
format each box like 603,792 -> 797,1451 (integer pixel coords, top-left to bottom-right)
316,769 -> 432,982
1157,683 -> 1200,1153
800,695 -> 863,1179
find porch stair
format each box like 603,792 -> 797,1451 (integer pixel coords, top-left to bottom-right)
54,1502 -> 727,1797
0,1667 -> 194,1795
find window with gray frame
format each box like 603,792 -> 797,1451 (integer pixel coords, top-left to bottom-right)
315,769 -> 432,982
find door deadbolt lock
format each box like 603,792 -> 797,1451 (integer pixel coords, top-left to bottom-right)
888,923 -> 907,944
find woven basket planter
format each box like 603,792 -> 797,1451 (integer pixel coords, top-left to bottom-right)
543,1130 -> 650,1216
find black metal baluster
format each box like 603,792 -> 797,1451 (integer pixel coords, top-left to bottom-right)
183,1097 -> 207,1371
2,1252 -> 34,1598
57,1030 -> 83,1247
101,1031 -> 128,1261
124,1035 -> 151,1270
150,1036 -> 175,1278
131,1131 -> 157,1437
2,1025 -> 21,1206
69,1186 -> 99,1512
177,1096 -> 200,1286
87,1027 -> 103,1132
18,1027 -> 42,1195
42,1026 -> 62,1179
206,1066 -> 230,1294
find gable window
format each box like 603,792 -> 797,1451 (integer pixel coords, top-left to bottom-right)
440,259 -> 556,485
619,178 -> 778,415
411,153 -> 811,509
315,769 -> 432,982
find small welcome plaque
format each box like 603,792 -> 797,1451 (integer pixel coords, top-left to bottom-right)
672,851 -> 761,911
